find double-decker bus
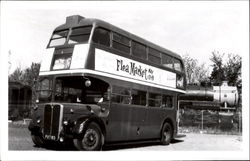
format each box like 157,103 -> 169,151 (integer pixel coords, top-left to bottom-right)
28,15 -> 186,150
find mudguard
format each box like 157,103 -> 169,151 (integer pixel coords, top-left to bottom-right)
28,120 -> 41,135
72,116 -> 106,138
72,118 -> 90,136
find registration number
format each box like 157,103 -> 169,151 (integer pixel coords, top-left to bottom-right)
44,135 -> 57,140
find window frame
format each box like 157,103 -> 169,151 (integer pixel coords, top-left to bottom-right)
111,32 -> 131,54
148,92 -> 162,108
161,95 -> 174,109
92,27 -> 111,47
68,26 -> 92,44
131,89 -> 147,106
48,29 -> 69,48
111,85 -> 131,104
131,41 -> 147,60
148,47 -> 162,64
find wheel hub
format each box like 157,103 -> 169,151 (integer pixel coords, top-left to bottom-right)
83,129 -> 97,147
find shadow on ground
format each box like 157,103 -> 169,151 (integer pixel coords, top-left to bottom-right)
103,139 -> 184,151
37,139 -> 184,151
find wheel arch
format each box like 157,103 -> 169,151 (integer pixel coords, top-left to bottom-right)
161,117 -> 175,138
73,116 -> 106,138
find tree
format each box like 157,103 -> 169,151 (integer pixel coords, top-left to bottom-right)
9,62 -> 41,104
183,54 -> 209,84
225,53 -> 241,86
22,63 -> 41,104
9,66 -> 23,82
209,51 -> 241,87
209,51 -> 225,85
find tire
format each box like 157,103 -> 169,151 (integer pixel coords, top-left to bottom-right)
161,122 -> 173,145
73,122 -> 103,151
31,134 -> 45,147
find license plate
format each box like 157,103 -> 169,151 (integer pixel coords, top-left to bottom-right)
44,135 -> 57,140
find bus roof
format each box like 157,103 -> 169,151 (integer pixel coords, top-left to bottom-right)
54,15 -> 182,60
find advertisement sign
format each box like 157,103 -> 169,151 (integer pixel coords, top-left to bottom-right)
95,49 -> 176,88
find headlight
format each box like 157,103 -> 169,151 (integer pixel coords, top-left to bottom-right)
63,120 -> 68,126
33,105 -> 38,110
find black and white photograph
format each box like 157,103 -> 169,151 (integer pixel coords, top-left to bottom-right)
0,1 -> 249,160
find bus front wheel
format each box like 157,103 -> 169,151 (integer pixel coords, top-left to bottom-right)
73,122 -> 103,151
31,134 -> 45,147
161,122 -> 173,145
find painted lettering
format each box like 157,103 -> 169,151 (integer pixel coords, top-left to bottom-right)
116,59 -> 154,81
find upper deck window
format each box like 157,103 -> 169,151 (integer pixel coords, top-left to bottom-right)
148,48 -> 161,64
112,33 -> 130,54
68,26 -> 92,44
93,28 -> 110,46
132,41 -> 146,60
162,54 -> 173,69
49,30 -> 68,47
173,58 -> 182,72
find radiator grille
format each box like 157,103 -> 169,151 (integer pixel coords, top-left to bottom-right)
43,104 -> 63,141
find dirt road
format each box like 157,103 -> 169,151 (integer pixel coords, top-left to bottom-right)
8,123 -> 242,151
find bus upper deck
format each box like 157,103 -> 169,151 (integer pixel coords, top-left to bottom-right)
41,15 -> 186,92
52,15 -> 182,60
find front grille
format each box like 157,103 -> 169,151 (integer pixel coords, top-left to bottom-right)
43,104 -> 63,141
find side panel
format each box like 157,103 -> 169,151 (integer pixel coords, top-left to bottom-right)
70,44 -> 90,69
105,103 -> 133,142
40,48 -> 54,72
146,94 -> 177,139
128,105 -> 148,140
105,104 -> 148,142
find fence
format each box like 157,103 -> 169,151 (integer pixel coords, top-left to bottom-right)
179,108 -> 242,135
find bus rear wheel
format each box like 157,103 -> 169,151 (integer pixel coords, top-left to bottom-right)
73,122 -> 103,151
161,122 -> 173,145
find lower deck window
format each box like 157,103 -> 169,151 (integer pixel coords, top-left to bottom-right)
54,76 -> 109,104
131,90 -> 147,106
148,93 -> 162,107
162,95 -> 173,108
111,86 -> 130,104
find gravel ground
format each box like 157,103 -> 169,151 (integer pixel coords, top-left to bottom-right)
8,122 -> 242,151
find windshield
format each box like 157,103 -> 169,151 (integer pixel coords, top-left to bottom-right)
54,76 -> 109,104
48,26 -> 92,47
68,26 -> 92,44
49,30 -> 69,47
37,77 -> 53,102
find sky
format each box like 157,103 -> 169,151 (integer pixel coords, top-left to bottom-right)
1,1 -> 249,75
